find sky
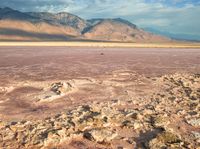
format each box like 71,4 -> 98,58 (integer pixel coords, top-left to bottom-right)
0,0 -> 200,40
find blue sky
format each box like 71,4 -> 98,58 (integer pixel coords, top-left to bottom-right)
1,0 -> 200,40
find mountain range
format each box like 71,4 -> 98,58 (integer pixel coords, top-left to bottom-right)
144,27 -> 200,42
0,7 -> 171,42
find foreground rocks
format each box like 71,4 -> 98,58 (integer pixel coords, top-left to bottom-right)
0,73 -> 200,148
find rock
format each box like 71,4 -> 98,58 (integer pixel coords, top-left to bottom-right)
121,120 -> 142,130
0,120 -> 6,129
149,131 -> 182,149
133,121 -> 142,129
83,131 -> 94,141
51,82 -> 73,95
143,109 -> 154,115
121,120 -> 134,128
187,118 -> 200,126
125,137 -> 135,144
148,138 -> 166,149
157,132 -> 181,144
152,115 -> 170,129
44,132 -> 60,146
192,131 -> 200,143
125,112 -> 138,119
3,130 -> 16,141
84,128 -> 118,142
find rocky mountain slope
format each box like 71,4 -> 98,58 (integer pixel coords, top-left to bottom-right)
84,18 -> 169,42
0,8 -> 80,41
27,12 -> 88,32
0,7 -> 171,42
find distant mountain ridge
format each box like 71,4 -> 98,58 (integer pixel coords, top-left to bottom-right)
144,27 -> 200,42
0,7 -> 37,21
0,7 -> 171,42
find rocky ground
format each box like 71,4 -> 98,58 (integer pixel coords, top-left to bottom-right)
0,73 -> 200,149
0,47 -> 200,148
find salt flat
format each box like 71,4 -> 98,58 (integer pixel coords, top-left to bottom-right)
0,46 -> 199,148
0,42 -> 200,48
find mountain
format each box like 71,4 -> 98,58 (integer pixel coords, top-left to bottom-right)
144,27 -> 200,42
0,7 -> 171,42
87,18 -> 137,28
27,12 -> 88,32
84,18 -> 170,42
0,7 -> 38,21
0,8 -> 81,41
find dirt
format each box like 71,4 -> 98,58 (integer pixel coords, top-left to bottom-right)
0,46 -> 200,148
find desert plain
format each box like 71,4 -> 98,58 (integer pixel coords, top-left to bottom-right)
0,44 -> 200,149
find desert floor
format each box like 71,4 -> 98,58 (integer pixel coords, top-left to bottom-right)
0,46 -> 200,148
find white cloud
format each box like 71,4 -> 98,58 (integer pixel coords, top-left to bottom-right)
69,0 -> 200,35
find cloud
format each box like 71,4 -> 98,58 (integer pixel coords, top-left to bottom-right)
0,0 -> 199,38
